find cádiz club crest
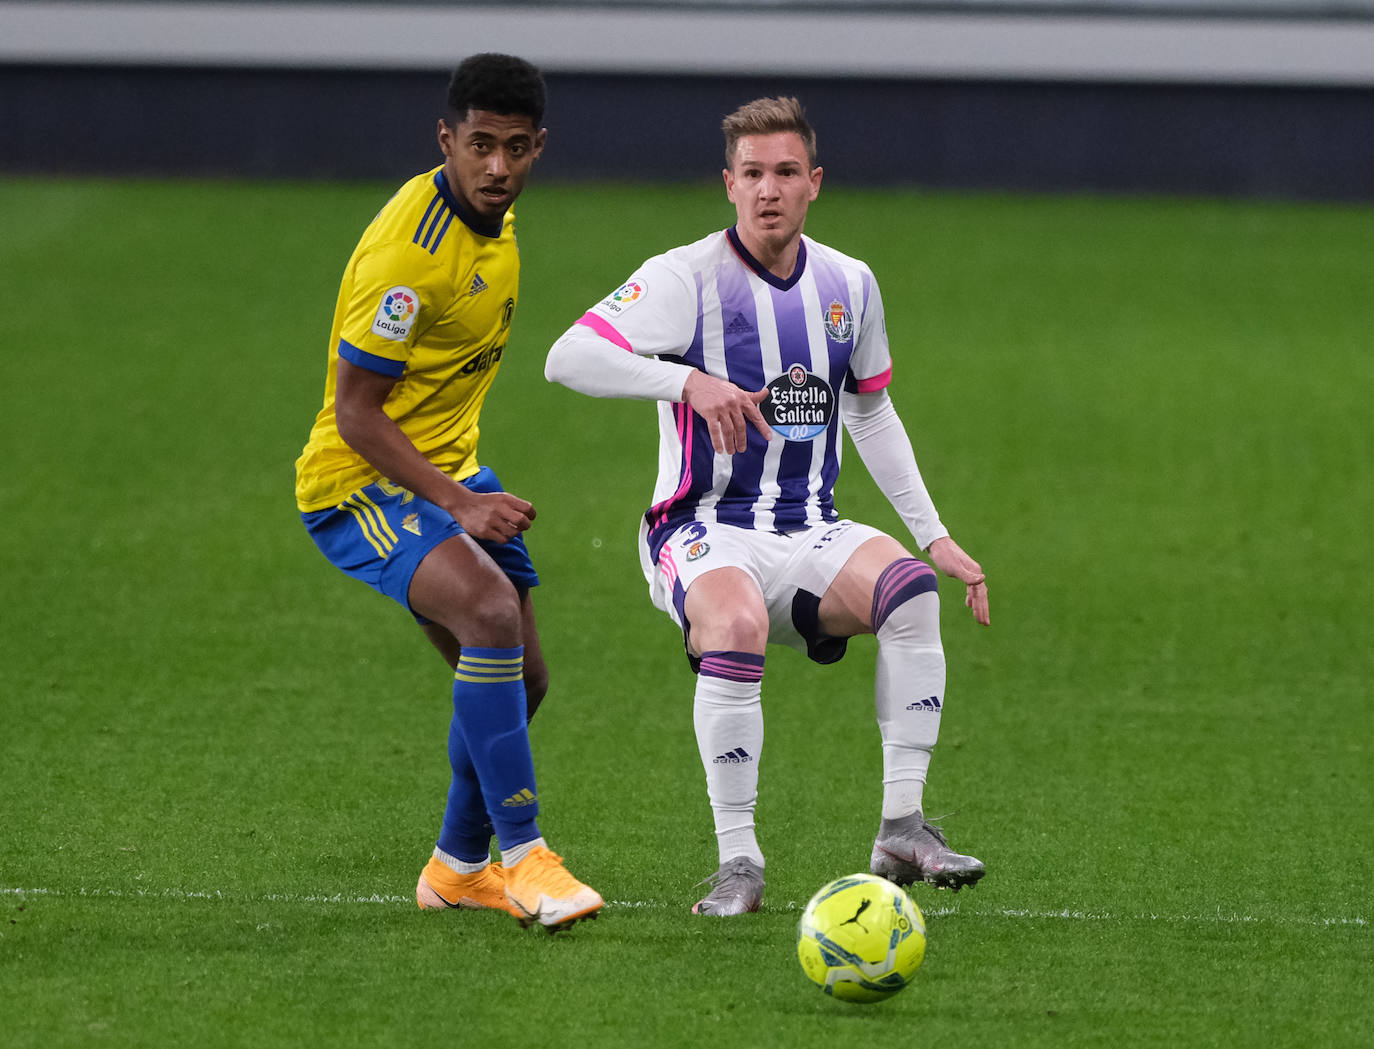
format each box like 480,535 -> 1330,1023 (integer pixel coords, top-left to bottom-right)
763,364 -> 836,442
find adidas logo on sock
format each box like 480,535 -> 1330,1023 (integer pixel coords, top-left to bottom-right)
906,697 -> 943,712
501,788 -> 537,807
724,312 -> 755,335
468,272 -> 489,297
713,747 -> 753,764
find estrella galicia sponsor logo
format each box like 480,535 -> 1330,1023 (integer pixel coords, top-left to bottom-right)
906,697 -> 943,712
599,278 -> 646,315
823,298 -> 853,341
372,285 -> 419,341
713,748 -> 752,764
460,342 -> 505,376
763,363 -> 835,442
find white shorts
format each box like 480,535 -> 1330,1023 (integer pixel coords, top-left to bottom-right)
639,518 -> 886,664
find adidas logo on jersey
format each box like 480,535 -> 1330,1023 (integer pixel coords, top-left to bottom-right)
713,747 -> 752,764
501,788 -> 537,807
906,697 -> 943,712
725,312 -> 755,336
468,272 -> 489,297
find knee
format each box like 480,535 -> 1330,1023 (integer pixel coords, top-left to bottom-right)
871,558 -> 941,635
684,568 -> 769,654
436,585 -> 523,647
692,603 -> 768,654
475,591 -> 524,645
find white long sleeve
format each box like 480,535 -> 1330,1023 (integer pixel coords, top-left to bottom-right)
842,389 -> 948,551
545,321 -> 696,402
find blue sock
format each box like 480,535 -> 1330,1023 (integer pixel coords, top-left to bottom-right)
434,717 -> 492,864
447,645 -> 540,850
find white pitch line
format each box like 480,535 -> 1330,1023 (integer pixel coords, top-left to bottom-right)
2,887 -> 1365,928
922,904 -> 1368,928
3,886 -> 412,905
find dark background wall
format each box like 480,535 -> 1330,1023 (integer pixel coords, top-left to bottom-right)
4,63 -> 1372,200
3,1 -> 1373,200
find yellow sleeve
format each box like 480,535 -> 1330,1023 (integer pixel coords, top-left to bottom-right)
336,241 -> 455,376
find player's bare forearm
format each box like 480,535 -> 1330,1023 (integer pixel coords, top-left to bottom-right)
339,405 -> 533,543
334,359 -> 533,542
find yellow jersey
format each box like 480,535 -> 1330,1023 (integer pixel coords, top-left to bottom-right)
295,166 -> 521,511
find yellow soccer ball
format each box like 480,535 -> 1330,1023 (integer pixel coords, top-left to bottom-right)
797,873 -> 926,1003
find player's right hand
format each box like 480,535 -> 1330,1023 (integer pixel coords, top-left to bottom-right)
451,490 -> 536,544
683,371 -> 774,455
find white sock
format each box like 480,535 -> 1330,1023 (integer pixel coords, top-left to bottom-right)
434,847 -> 491,875
874,590 -> 946,820
500,836 -> 546,868
693,669 -> 765,866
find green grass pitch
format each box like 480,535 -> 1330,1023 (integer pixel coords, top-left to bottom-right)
2,175 -> 1370,1048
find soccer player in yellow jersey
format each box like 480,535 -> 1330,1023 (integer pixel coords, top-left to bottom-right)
295,53 -> 601,932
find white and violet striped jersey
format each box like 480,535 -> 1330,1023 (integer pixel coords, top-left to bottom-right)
570,227 -> 896,564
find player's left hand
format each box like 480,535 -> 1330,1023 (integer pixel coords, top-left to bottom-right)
928,536 -> 990,626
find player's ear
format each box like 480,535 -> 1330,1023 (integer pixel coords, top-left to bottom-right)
532,127 -> 548,160
723,167 -> 736,202
437,118 -> 454,158
810,165 -> 824,200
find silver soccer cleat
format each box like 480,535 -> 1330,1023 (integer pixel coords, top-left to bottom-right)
692,855 -> 765,915
870,813 -> 986,891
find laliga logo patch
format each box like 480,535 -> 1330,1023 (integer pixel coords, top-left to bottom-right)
600,278 -> 646,315
763,364 -> 836,442
823,298 -> 853,342
372,286 -> 419,341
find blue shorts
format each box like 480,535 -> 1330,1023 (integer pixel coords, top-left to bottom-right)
301,466 -> 539,623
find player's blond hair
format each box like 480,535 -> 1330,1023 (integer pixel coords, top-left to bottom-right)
722,96 -> 817,170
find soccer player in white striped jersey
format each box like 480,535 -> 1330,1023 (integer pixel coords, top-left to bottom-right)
546,97 -> 991,915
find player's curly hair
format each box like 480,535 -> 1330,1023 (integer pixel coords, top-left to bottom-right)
722,96 -> 817,170
446,53 -> 546,125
